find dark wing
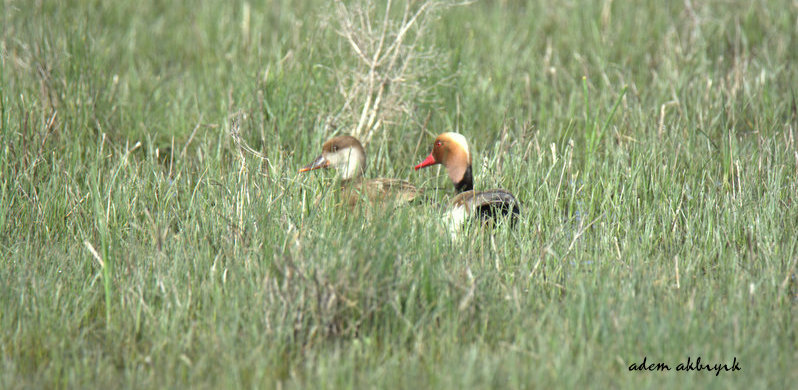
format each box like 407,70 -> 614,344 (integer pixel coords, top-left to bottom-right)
462,189 -> 521,222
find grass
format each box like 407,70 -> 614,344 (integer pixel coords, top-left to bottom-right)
1,0 -> 797,388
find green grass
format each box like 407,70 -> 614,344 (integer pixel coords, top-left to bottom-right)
2,0 -> 797,388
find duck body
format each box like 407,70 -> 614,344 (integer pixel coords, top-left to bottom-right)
300,135 -> 421,206
450,188 -> 520,223
335,177 -> 420,207
414,132 -> 520,232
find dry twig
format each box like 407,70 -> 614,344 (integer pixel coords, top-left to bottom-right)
327,0 -> 471,143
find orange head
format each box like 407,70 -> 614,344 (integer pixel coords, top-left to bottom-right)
414,132 -> 473,191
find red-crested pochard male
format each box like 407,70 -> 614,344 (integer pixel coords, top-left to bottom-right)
414,132 -> 520,232
300,135 -> 421,206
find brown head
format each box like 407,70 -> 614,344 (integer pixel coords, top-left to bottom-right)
299,135 -> 366,181
414,132 -> 473,192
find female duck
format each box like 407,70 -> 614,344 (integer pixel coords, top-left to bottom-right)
300,135 -> 420,205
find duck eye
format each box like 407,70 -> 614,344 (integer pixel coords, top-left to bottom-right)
332,145 -> 338,152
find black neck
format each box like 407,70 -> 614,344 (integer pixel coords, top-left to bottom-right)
454,165 -> 473,193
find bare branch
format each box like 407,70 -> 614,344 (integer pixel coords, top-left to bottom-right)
325,0 -> 471,143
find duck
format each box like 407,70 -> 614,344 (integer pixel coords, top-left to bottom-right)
414,132 -> 520,233
300,134 -> 421,206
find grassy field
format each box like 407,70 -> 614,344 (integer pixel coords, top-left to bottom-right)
2,0 -> 797,388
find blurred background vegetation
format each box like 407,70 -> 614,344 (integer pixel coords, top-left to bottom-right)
1,0 -> 796,388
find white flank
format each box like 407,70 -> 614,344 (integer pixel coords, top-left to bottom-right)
446,203 -> 468,240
